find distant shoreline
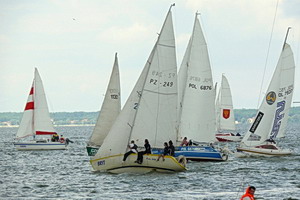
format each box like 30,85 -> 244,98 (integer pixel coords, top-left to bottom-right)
0,124 -> 95,128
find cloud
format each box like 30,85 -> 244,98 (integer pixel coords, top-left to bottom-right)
97,23 -> 156,45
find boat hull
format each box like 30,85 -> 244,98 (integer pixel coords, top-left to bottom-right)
174,146 -> 228,161
216,134 -> 242,142
90,153 -> 187,174
86,146 -> 99,156
14,141 -> 67,150
236,145 -> 292,157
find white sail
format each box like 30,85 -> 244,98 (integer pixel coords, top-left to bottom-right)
130,9 -> 177,147
178,38 -> 192,113
216,74 -> 236,132
16,68 -> 56,139
94,8 -> 177,159
178,15 -> 216,143
88,53 -> 121,147
242,43 -> 295,146
33,68 -> 56,134
16,83 -> 34,139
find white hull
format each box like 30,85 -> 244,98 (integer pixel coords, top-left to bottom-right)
236,144 -> 292,157
90,153 -> 187,174
216,133 -> 242,142
14,141 -> 67,150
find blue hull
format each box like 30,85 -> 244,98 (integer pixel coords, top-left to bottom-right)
175,146 -> 227,161
152,146 -> 227,161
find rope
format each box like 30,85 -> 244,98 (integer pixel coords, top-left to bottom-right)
238,0 -> 280,199
256,0 -> 279,109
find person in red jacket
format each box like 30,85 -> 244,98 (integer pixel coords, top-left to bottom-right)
240,186 -> 256,200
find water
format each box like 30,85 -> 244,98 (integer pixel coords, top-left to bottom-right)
1,125 -> 299,200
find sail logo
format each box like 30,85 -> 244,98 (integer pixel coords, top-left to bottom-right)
270,100 -> 285,139
249,112 -> 264,133
266,91 -> 276,105
223,109 -> 230,119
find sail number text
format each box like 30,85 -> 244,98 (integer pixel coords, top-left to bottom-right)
152,70 -> 176,78
189,83 -> 212,90
149,79 -> 174,87
278,85 -> 293,97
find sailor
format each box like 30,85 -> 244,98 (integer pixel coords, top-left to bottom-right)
168,140 -> 175,156
52,133 -> 59,142
135,139 -> 151,164
240,186 -> 255,200
157,142 -> 169,161
180,137 -> 189,146
59,135 -> 65,143
122,140 -> 138,162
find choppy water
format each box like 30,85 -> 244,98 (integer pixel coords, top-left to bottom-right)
1,125 -> 300,200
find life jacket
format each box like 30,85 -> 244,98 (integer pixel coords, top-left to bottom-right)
240,187 -> 255,200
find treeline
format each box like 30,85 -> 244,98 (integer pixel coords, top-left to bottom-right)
1,107 -> 300,126
0,111 -> 99,126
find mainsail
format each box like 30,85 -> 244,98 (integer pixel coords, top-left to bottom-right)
177,14 -> 216,143
241,43 -> 295,146
93,6 -> 177,159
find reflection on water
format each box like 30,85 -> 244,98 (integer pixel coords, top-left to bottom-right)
1,125 -> 299,199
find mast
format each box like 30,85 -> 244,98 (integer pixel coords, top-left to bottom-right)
282,27 -> 291,50
125,44 -> 157,149
32,68 -> 36,139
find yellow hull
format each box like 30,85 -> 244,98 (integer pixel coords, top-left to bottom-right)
90,153 -> 187,174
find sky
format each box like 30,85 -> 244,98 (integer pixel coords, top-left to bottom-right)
1,0 -> 300,112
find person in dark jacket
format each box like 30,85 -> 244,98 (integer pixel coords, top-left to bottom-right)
168,140 -> 175,156
157,142 -> 169,161
135,139 -> 151,164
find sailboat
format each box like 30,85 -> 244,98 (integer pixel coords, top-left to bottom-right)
237,28 -> 295,157
175,13 -> 228,161
86,53 -> 121,156
14,68 -> 69,150
90,4 -> 187,173
215,74 -> 242,142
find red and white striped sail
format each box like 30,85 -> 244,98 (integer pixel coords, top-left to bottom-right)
16,68 -> 56,139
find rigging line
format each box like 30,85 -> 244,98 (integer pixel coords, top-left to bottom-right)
237,1 -> 280,198
256,0 -> 279,109
296,29 -> 300,67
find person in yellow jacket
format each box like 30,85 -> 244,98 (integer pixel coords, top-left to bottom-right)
240,186 -> 255,200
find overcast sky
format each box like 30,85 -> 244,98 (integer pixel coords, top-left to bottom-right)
1,0 -> 300,112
